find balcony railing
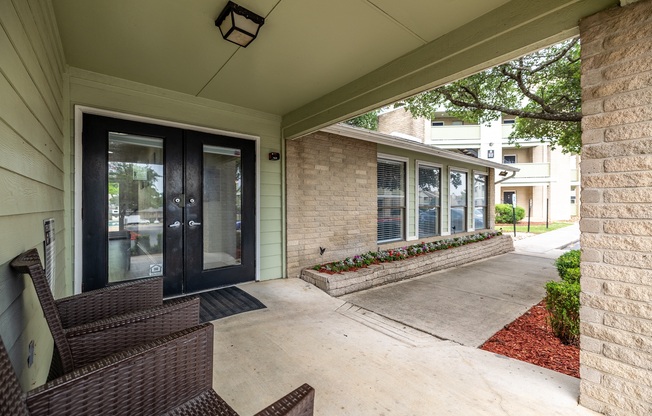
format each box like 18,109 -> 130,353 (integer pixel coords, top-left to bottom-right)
509,163 -> 550,179
430,125 -> 482,141
571,169 -> 579,182
502,124 -> 514,138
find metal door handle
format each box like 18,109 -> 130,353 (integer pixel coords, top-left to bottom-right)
188,220 -> 202,227
168,221 -> 181,228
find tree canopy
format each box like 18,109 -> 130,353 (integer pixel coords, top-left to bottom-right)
401,38 -> 582,153
345,110 -> 379,131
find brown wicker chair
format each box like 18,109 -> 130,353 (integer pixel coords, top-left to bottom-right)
10,248 -> 201,380
1,324 -> 315,416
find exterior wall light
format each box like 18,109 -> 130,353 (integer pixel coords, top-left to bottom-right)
215,1 -> 265,48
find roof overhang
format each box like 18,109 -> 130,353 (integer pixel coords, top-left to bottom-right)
320,124 -> 520,172
52,0 -> 619,139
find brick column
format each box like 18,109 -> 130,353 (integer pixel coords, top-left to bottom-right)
580,1 -> 652,414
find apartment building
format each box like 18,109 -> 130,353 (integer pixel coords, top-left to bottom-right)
378,108 -> 580,223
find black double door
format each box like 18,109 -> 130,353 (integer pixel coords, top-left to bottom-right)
82,114 -> 255,296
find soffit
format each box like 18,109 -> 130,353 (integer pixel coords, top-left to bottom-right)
52,0 -> 619,135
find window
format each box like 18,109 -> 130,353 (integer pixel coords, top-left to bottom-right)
418,165 -> 441,238
451,121 -> 464,126
431,121 -> 444,127
473,173 -> 488,229
450,170 -> 467,234
503,119 -> 516,124
503,155 -> 516,164
378,158 -> 405,242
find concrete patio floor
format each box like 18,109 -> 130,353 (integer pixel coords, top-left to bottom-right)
211,276 -> 596,415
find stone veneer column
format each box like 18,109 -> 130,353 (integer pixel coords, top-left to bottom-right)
579,1 -> 652,414
286,132 -> 377,278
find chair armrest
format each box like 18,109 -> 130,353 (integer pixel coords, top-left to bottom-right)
163,390 -> 239,415
65,296 -> 200,368
26,323 -> 215,416
254,384 -> 315,416
55,277 -> 164,328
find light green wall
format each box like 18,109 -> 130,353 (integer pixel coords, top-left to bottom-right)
378,145 -> 489,236
65,67 -> 285,283
0,0 -> 64,390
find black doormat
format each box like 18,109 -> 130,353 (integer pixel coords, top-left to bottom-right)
197,286 -> 266,322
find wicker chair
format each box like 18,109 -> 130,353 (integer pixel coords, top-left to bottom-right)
1,323 -> 315,415
10,248 -> 201,380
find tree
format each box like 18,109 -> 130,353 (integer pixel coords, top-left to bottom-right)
345,110 -> 379,130
108,162 -> 163,214
401,38 -> 581,153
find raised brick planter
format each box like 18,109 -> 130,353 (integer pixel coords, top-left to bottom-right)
301,234 -> 514,296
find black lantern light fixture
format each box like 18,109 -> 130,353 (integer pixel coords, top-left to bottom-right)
215,1 -> 265,48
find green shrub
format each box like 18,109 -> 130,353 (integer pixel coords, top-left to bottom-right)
555,250 -> 580,278
545,280 -> 580,345
495,203 -> 525,223
561,267 -> 580,284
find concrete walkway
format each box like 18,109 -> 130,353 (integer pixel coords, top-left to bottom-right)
211,224 -> 594,415
513,222 -> 580,259
341,253 -> 557,347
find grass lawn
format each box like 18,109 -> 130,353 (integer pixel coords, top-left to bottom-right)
495,222 -> 573,234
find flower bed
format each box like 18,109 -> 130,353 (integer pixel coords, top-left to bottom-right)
313,231 -> 502,273
301,232 -> 514,297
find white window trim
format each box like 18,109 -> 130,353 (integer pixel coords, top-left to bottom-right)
471,170 -> 489,232
448,167 -> 469,235
378,153 -> 409,243
416,160 -> 443,239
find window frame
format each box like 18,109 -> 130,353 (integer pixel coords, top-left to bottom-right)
416,161 -> 442,239
503,154 -> 517,164
448,167 -> 469,235
377,154 -> 409,243
473,170 -> 488,231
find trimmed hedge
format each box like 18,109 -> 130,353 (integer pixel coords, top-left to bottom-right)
545,280 -> 580,345
546,249 -> 581,345
555,250 -> 580,281
495,203 -> 525,223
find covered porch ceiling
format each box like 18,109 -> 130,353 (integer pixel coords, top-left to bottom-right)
52,0 -> 618,139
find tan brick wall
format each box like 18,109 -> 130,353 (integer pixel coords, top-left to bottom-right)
378,108 -> 429,142
580,1 -> 652,414
286,132 -> 377,278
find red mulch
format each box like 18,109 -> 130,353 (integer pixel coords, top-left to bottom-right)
480,300 -> 579,378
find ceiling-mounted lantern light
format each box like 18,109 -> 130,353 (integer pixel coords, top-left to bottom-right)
215,1 -> 265,48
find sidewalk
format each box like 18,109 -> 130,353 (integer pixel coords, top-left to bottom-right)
513,222 -> 580,258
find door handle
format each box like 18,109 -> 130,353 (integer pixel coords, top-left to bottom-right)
188,220 -> 202,227
168,221 -> 181,228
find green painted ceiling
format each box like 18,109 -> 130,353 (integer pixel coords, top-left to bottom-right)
52,0 -> 618,138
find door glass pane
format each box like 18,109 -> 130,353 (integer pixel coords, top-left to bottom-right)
108,133 -> 164,282
203,145 -> 241,270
